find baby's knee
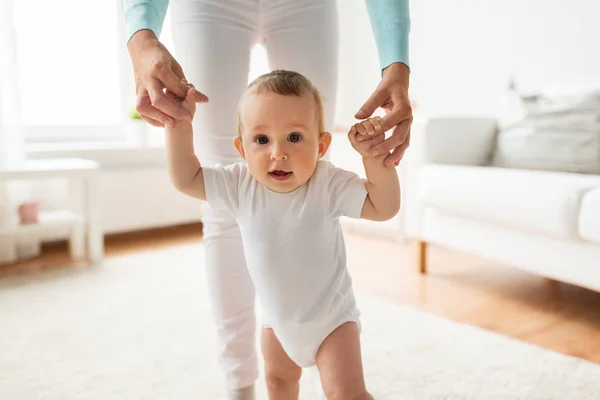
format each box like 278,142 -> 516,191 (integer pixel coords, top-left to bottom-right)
265,365 -> 302,391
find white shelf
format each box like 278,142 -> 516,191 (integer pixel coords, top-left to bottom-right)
0,158 -> 99,180
0,157 -> 102,263
0,210 -> 83,237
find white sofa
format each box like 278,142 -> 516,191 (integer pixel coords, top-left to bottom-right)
406,118 -> 600,293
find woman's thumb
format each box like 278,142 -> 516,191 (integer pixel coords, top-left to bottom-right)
179,77 -> 191,93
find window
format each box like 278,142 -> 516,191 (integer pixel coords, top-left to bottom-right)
8,0 -> 126,142
2,0 -> 288,146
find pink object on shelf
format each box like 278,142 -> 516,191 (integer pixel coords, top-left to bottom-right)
18,202 -> 39,224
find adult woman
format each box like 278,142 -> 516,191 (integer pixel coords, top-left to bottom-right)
124,1 -> 411,398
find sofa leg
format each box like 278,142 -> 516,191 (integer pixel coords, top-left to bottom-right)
412,239 -> 428,274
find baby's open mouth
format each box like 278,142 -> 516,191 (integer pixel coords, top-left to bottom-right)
269,170 -> 292,181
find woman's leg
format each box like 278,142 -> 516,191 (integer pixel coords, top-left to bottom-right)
170,0 -> 260,393
261,0 -> 339,134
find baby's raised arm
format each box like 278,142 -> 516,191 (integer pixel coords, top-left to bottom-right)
348,117 -> 401,221
164,87 -> 207,201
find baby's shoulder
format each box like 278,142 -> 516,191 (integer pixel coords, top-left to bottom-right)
218,161 -> 252,182
313,160 -> 339,179
312,160 -> 355,184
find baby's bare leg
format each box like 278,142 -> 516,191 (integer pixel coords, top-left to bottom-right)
261,327 -> 302,400
316,322 -> 373,400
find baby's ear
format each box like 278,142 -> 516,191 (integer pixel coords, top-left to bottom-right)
233,136 -> 246,159
318,131 -> 332,158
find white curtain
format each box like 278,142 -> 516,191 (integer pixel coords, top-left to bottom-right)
0,0 -> 24,169
0,0 -> 32,264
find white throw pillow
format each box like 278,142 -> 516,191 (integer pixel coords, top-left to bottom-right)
493,89 -> 600,174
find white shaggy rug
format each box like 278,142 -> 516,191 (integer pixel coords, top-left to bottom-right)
1,243 -> 599,400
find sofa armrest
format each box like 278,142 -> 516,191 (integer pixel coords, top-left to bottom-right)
420,118 -> 498,166
403,117 -> 498,239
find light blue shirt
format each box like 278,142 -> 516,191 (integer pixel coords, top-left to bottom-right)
123,0 -> 410,71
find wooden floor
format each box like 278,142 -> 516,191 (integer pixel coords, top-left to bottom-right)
2,223 -> 600,364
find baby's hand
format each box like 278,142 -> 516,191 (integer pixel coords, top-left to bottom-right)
348,116 -> 386,158
165,85 -> 197,124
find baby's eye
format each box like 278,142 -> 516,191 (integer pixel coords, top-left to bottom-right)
255,135 -> 269,145
288,133 -> 302,143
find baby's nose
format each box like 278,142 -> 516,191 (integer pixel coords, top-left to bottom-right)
270,145 -> 288,160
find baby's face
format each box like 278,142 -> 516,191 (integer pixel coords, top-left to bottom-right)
235,91 -> 330,193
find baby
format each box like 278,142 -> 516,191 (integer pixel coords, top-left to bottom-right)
165,70 -> 400,400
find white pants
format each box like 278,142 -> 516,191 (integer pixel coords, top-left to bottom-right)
170,0 -> 339,390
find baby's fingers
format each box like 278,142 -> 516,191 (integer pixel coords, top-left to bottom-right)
347,125 -> 357,141
353,122 -> 368,138
371,116 -> 383,134
185,86 -> 196,106
355,117 -> 384,142
363,119 -> 377,136
364,116 -> 384,136
165,85 -> 196,117
348,125 -> 363,146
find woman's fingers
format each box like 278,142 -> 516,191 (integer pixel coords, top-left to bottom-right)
159,68 -> 190,100
137,85 -> 175,128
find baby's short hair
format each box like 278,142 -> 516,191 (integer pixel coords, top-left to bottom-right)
237,70 -> 325,137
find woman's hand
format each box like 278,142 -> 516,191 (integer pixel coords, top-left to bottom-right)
355,62 -> 412,167
127,29 -> 208,127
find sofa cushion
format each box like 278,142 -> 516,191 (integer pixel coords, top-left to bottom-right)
493,123 -> 600,174
492,89 -> 600,174
418,164 -> 600,240
579,188 -> 600,244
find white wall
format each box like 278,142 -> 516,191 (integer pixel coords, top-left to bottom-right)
335,0 -> 600,120
408,0 -> 600,117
